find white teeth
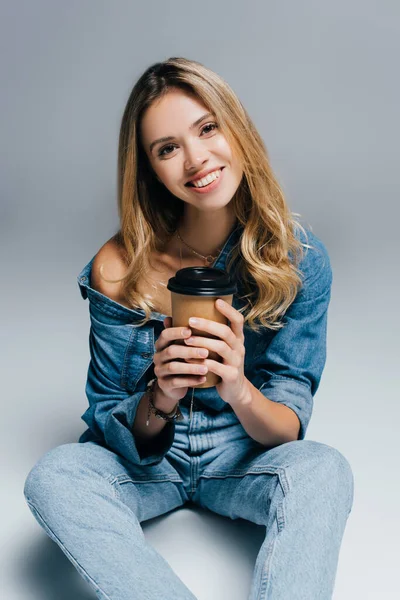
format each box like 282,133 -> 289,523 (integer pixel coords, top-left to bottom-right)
191,169 -> 221,188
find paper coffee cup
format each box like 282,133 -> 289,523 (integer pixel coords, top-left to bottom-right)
167,267 -> 237,388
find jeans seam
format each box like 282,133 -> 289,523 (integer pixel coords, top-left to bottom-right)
190,455 -> 199,496
258,530 -> 282,600
107,475 -> 121,500
258,474 -> 288,600
25,497 -> 112,600
200,466 -> 290,492
112,474 -> 184,484
274,493 -> 286,533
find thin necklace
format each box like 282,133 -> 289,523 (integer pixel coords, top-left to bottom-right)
175,230 -> 223,267
175,229 -> 223,419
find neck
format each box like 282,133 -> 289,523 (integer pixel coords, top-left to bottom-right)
175,209 -> 238,261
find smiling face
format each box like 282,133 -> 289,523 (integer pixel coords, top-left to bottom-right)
140,89 -> 243,212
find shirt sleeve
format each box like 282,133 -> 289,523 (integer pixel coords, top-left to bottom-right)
79,298 -> 175,466
251,232 -> 333,440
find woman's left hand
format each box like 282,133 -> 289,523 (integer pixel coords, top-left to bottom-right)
184,299 -> 248,406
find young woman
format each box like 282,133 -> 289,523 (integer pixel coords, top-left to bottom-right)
24,57 -> 354,600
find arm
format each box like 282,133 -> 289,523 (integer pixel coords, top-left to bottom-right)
234,232 -> 332,445
232,382 -> 301,447
82,321 -> 176,465
79,240 -> 176,465
170,230 -> 331,446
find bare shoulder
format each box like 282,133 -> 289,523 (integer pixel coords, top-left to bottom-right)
91,236 -> 130,306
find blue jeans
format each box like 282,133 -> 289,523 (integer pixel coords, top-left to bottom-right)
24,402 -> 354,599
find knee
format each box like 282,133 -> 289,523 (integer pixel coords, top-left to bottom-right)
24,443 -> 84,509
299,441 -> 354,514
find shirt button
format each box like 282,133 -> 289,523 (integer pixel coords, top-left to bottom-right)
141,352 -> 151,358
80,276 -> 87,282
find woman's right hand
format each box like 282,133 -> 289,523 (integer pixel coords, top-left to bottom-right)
153,316 -> 209,402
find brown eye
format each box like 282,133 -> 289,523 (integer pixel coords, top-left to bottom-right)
157,123 -> 218,158
201,123 -> 218,134
158,144 -> 176,157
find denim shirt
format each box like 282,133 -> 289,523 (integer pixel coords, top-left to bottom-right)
77,225 -> 332,466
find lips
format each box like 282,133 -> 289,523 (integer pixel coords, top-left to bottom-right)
185,167 -> 225,186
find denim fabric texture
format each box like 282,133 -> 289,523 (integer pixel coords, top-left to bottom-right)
77,224 -> 332,463
24,224 -> 354,600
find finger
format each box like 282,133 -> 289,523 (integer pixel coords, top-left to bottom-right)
159,360 -> 208,380
165,375 -> 207,390
215,299 -> 245,341
201,358 -> 237,381
184,336 -> 230,361
155,325 -> 192,353
188,317 -> 237,349
159,343 -> 209,365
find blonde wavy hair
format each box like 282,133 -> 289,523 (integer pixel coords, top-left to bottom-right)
101,56 -> 310,333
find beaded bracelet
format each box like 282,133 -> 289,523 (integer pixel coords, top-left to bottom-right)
145,377 -> 183,426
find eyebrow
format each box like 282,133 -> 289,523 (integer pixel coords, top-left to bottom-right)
149,112 -> 214,153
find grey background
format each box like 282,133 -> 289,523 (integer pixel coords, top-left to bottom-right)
1,1 -> 399,599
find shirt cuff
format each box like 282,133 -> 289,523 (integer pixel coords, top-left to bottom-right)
106,392 -> 176,465
80,391 -> 176,466
258,376 -> 313,440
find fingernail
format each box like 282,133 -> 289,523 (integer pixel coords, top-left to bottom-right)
183,328 -> 191,336
189,317 -> 198,325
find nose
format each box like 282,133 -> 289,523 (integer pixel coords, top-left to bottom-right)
183,141 -> 209,171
